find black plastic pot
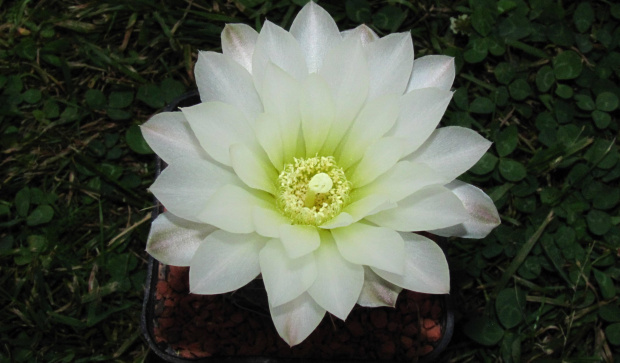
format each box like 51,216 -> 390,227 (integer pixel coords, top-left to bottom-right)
141,92 -> 454,363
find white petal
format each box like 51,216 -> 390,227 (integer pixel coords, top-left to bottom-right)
194,51 -> 262,121
197,184 -> 270,233
331,222 -> 405,274
320,194 -> 395,229
221,24 -> 258,73
405,126 -> 492,180
307,233 -> 364,320
146,212 -> 216,266
252,21 -> 308,92
407,55 -> 455,92
140,111 -> 210,164
357,267 -> 402,308
255,112 -> 284,171
372,233 -> 450,294
189,230 -> 267,294
260,63 -> 301,164
318,36 -> 369,154
230,143 -> 278,194
149,158 -> 241,223
365,32 -> 414,99
259,239 -> 317,307
386,87 -> 453,157
337,94 -> 400,169
429,180 -> 500,238
181,101 -> 254,166
290,2 -> 341,73
253,205 -> 289,238
300,74 -> 335,156
342,24 -> 379,46
318,212 -> 354,229
269,292 -> 325,347
365,185 -> 468,231
355,161 -> 448,203
279,224 -> 320,258
350,137 -> 406,188
344,194 -> 396,220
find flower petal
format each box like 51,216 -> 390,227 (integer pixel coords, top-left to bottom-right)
194,51 -> 262,121
318,212 -> 354,229
230,143 -> 278,194
181,101 -> 254,166
372,233 -> 450,294
405,126 -> 492,180
255,112 -> 284,171
269,292 -> 326,347
259,239 -> 317,307
146,212 -> 217,266
300,73 -> 335,157
149,158 -> 241,223
345,194 -> 396,220
290,2 -> 341,73
320,194 -> 395,229
197,184 -> 270,233
349,137 -> 406,188
365,185 -> 468,231
221,24 -> 258,73
252,21 -> 308,92
406,55 -> 455,92
355,161 -> 448,203
341,24 -> 379,46
357,267 -> 402,308
331,222 -> 405,275
318,36 -> 369,154
307,233 -> 364,320
253,205 -> 289,238
386,87 -> 453,157
429,180 -> 500,238
140,111 -> 210,164
337,94 -> 400,169
189,230 -> 267,294
279,224 -> 320,259
261,63 -> 301,164
365,32 -> 414,99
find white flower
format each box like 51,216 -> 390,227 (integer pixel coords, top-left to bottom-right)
142,2 -> 500,346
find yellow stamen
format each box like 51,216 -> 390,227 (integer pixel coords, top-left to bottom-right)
276,156 -> 350,225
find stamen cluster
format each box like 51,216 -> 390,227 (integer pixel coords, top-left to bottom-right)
276,156 -> 351,225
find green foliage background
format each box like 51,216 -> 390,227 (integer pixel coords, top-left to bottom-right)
1,0 -> 619,361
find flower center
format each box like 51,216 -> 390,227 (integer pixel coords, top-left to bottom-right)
276,156 -> 351,226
